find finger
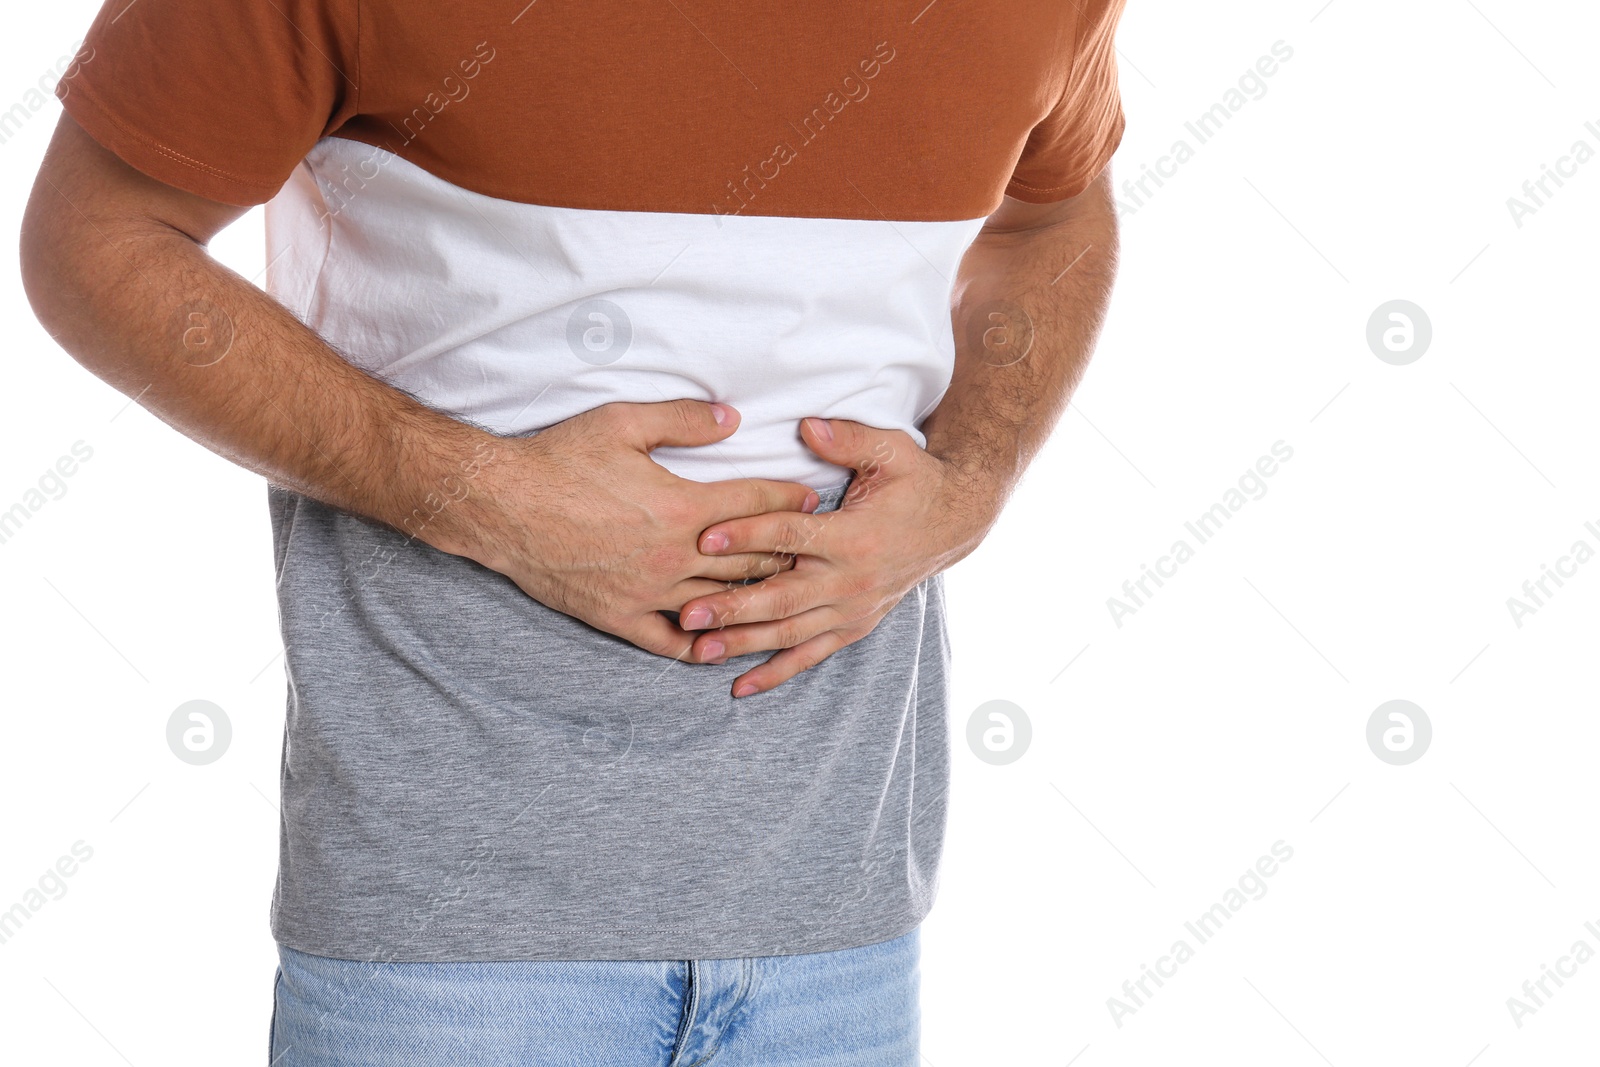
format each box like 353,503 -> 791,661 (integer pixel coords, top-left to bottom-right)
678,571 -> 833,632
615,610 -> 696,661
691,477 -> 820,526
730,630 -> 852,697
699,510 -> 835,558
688,551 -> 796,583
653,567 -> 788,615
611,399 -> 740,451
799,418 -> 912,478
688,605 -> 845,663
657,577 -> 741,612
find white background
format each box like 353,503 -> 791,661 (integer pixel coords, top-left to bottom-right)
1,1 -> 1596,1064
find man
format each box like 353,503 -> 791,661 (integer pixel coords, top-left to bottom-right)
21,0 -> 1125,1062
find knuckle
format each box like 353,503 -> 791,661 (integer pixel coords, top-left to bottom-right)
589,402 -> 625,431
761,478 -> 793,506
594,608 -> 630,636
798,645 -> 830,670
761,490 -> 791,520
737,481 -> 768,513
767,588 -> 799,620
744,555 -> 785,581
842,618 -> 877,643
646,636 -> 681,658
732,588 -> 764,622
723,483 -> 764,520
839,569 -> 878,602
801,511 -> 833,543
674,402 -> 706,442
769,521 -> 805,555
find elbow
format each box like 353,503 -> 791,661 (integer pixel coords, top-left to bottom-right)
18,181 -> 123,380
19,190 -> 72,343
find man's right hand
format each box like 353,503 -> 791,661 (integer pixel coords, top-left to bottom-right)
21,115 -> 813,665
447,399 -> 819,661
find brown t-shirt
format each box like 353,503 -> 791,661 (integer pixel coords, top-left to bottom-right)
60,0 -> 1124,216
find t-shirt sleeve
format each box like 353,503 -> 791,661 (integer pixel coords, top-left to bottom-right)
56,0 -> 360,207
1005,0 -> 1127,203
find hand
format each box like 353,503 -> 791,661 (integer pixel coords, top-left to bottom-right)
678,416 -> 998,697
454,399 -> 819,660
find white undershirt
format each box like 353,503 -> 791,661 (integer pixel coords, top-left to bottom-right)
266,137 -> 987,490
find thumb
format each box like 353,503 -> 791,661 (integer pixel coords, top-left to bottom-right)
800,417 -> 903,475
628,399 -> 739,451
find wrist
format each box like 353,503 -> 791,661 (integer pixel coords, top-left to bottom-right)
927,434 -> 1012,503
928,448 -> 1010,563
382,420 -> 520,567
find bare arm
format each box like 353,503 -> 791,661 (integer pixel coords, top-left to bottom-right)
20,112 -> 813,657
921,166 -> 1120,524
20,113 -> 507,550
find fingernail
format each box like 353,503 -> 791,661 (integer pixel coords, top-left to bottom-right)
701,531 -> 729,552
701,639 -> 724,661
711,403 -> 733,426
682,607 -> 713,629
733,682 -> 759,698
804,417 -> 833,443
802,491 -> 819,514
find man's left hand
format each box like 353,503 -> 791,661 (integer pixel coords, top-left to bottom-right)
678,415 -> 997,698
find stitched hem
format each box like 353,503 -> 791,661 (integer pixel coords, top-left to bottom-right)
1004,109 -> 1127,203
272,905 -> 932,963
59,77 -> 283,205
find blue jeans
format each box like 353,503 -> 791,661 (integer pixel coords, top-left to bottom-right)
268,927 -> 920,1066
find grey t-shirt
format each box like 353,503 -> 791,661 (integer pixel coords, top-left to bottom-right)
267,477 -> 951,962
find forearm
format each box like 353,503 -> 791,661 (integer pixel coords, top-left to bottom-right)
921,169 -> 1120,520
20,188 -> 500,557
